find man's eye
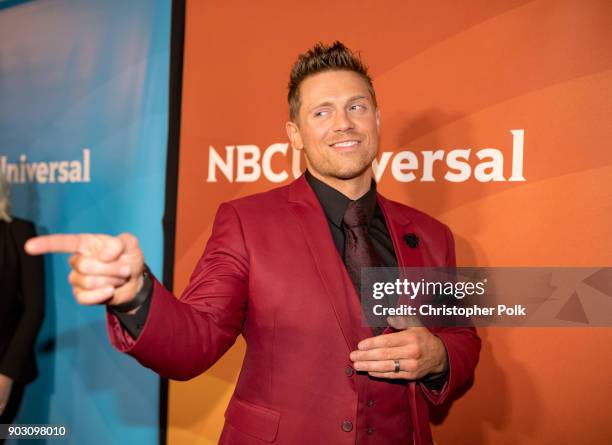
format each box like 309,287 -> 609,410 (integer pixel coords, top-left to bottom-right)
350,104 -> 366,111
314,110 -> 329,117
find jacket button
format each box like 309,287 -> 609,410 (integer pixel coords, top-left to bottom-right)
341,420 -> 353,432
367,427 -> 374,435
345,366 -> 354,377
367,399 -> 374,407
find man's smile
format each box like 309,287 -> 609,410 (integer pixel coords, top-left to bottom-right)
329,139 -> 361,150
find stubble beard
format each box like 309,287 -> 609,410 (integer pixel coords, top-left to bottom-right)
310,149 -> 376,181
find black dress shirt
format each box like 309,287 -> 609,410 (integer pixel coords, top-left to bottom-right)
304,170 -> 397,267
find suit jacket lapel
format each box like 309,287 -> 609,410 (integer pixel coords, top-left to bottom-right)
287,178 -> 428,348
287,175 -> 364,352
377,195 -> 424,268
377,195 -> 426,334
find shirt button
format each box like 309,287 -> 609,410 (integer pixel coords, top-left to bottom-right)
341,420 -> 353,432
366,427 -> 374,435
367,399 -> 374,407
345,366 -> 354,377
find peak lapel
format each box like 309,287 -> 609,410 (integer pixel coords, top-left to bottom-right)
377,195 -> 424,268
287,175 -> 364,352
377,195 -> 425,335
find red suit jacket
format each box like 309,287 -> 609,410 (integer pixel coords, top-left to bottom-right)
107,175 -> 480,444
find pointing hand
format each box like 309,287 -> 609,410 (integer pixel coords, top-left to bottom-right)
25,233 -> 145,308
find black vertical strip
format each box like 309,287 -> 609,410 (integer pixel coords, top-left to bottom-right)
160,1 -> 185,445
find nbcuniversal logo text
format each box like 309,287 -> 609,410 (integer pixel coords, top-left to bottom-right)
207,129 -> 526,183
1,149 -> 91,184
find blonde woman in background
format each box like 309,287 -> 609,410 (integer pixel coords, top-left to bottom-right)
0,172 -> 44,428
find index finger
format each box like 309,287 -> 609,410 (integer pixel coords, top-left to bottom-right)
25,234 -> 82,255
357,331 -> 412,351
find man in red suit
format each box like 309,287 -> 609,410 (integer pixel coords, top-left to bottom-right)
27,42 -> 480,444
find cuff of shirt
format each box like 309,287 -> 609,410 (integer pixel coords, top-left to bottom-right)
420,347 -> 449,391
107,270 -> 153,339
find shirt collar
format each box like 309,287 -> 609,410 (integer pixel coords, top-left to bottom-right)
304,170 -> 377,228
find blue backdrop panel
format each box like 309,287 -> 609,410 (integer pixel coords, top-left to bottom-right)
0,0 -> 171,443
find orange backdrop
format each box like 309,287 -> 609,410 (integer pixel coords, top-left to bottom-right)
169,1 -> 612,443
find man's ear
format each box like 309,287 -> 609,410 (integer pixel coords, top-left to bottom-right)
286,120 -> 304,151
376,108 -> 381,130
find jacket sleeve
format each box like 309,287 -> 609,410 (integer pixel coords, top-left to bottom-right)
418,225 -> 481,405
106,202 -> 249,381
0,221 -> 45,382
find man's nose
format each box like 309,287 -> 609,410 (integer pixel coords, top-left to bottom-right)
333,109 -> 354,132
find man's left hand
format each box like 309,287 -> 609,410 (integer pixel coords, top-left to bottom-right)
349,316 -> 448,380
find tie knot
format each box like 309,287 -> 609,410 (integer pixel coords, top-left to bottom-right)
343,201 -> 368,228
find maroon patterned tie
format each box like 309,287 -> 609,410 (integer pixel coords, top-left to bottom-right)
343,201 -> 385,333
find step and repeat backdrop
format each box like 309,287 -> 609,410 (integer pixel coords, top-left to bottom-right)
169,1 -> 611,444
1,0 -> 611,444
0,0 -> 171,444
